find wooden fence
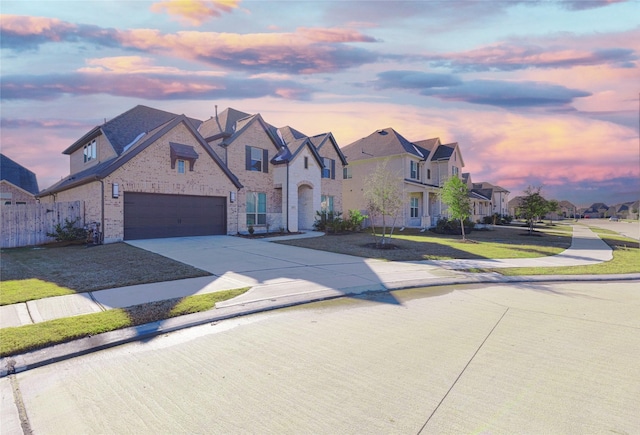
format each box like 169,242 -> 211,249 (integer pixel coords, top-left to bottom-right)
1,201 -> 84,248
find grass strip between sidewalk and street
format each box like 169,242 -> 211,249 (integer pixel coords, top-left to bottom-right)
0,287 -> 249,357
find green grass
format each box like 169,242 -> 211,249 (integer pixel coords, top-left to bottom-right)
391,232 -> 567,259
0,288 -> 249,357
494,246 -> 639,276
489,228 -> 639,276
0,279 -> 76,306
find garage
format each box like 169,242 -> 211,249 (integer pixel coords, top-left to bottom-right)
124,192 -> 226,240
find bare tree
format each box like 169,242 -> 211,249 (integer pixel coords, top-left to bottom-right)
363,161 -> 403,248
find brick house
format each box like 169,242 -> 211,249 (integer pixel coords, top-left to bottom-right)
0,154 -> 39,205
38,105 -> 345,242
199,108 -> 346,233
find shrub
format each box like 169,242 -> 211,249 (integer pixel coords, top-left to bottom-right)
346,209 -> 367,232
431,217 -> 474,235
47,217 -> 87,242
313,210 -> 342,232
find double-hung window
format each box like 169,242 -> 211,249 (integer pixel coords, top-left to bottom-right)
343,166 -> 352,179
177,159 -> 185,174
322,157 -> 335,179
246,192 -> 266,226
246,146 -> 268,173
410,197 -> 419,218
452,166 -> 459,177
411,196 -> 419,217
84,140 -> 96,163
410,161 -> 420,180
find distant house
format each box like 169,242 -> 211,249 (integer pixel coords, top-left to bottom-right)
0,154 -> 39,205
583,202 -> 609,218
39,105 -> 345,243
468,179 -> 510,218
341,127 -> 502,228
557,200 -> 577,219
611,201 -> 639,219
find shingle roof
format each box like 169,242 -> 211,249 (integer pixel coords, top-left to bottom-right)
199,108 -> 251,140
0,154 -> 39,194
63,105 -> 202,156
431,143 -> 456,161
340,128 -> 425,162
41,115 -> 242,196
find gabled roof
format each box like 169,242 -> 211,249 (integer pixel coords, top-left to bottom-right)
0,154 -> 39,194
63,105 -> 202,156
340,128 -> 426,162
275,137 -> 324,167
310,132 -> 348,166
223,113 -> 283,151
277,126 -> 308,144
469,190 -> 491,201
414,138 -> 440,160
431,143 -> 455,161
472,181 -> 509,194
199,108 -> 251,140
40,115 -> 242,196
558,200 -> 576,209
586,202 -> 609,212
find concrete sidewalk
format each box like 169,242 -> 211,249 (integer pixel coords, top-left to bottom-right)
0,225 -> 632,331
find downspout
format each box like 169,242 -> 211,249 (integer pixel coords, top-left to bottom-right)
99,178 -> 105,243
286,161 -> 290,232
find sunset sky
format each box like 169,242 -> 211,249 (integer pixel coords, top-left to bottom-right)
1,0 -> 639,207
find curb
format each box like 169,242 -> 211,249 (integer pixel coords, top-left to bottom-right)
2,273 -> 639,377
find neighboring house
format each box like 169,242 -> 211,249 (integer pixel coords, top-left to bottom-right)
341,128 -> 467,228
583,202 -> 610,218
462,173 -> 492,222
508,196 -> 525,218
610,201 -> 639,219
557,200 -> 577,219
38,105 -> 345,242
0,154 -> 39,205
467,178 -> 510,219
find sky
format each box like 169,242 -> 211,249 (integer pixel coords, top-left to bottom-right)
1,0 -> 639,208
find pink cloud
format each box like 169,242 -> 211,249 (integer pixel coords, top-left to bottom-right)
0,15 -> 75,37
429,28 -> 639,72
150,0 -> 240,26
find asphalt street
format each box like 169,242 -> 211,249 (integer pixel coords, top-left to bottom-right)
3,280 -> 639,434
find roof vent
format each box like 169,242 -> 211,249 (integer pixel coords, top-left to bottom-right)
377,130 -> 388,135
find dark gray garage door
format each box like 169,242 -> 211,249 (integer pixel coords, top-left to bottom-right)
124,192 -> 226,240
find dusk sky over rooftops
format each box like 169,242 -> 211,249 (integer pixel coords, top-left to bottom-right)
1,0 -> 638,207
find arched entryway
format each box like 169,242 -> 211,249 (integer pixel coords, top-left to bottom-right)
297,184 -> 314,230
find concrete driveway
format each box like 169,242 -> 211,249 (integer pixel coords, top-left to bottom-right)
126,235 -> 462,309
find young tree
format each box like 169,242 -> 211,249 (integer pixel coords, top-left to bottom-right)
440,176 -> 472,240
363,161 -> 403,247
519,186 -> 548,235
545,199 -> 559,224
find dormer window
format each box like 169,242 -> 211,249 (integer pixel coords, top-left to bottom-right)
84,140 -> 96,163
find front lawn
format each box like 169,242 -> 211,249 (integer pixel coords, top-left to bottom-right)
276,225 -> 573,261
1,243 -> 211,305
